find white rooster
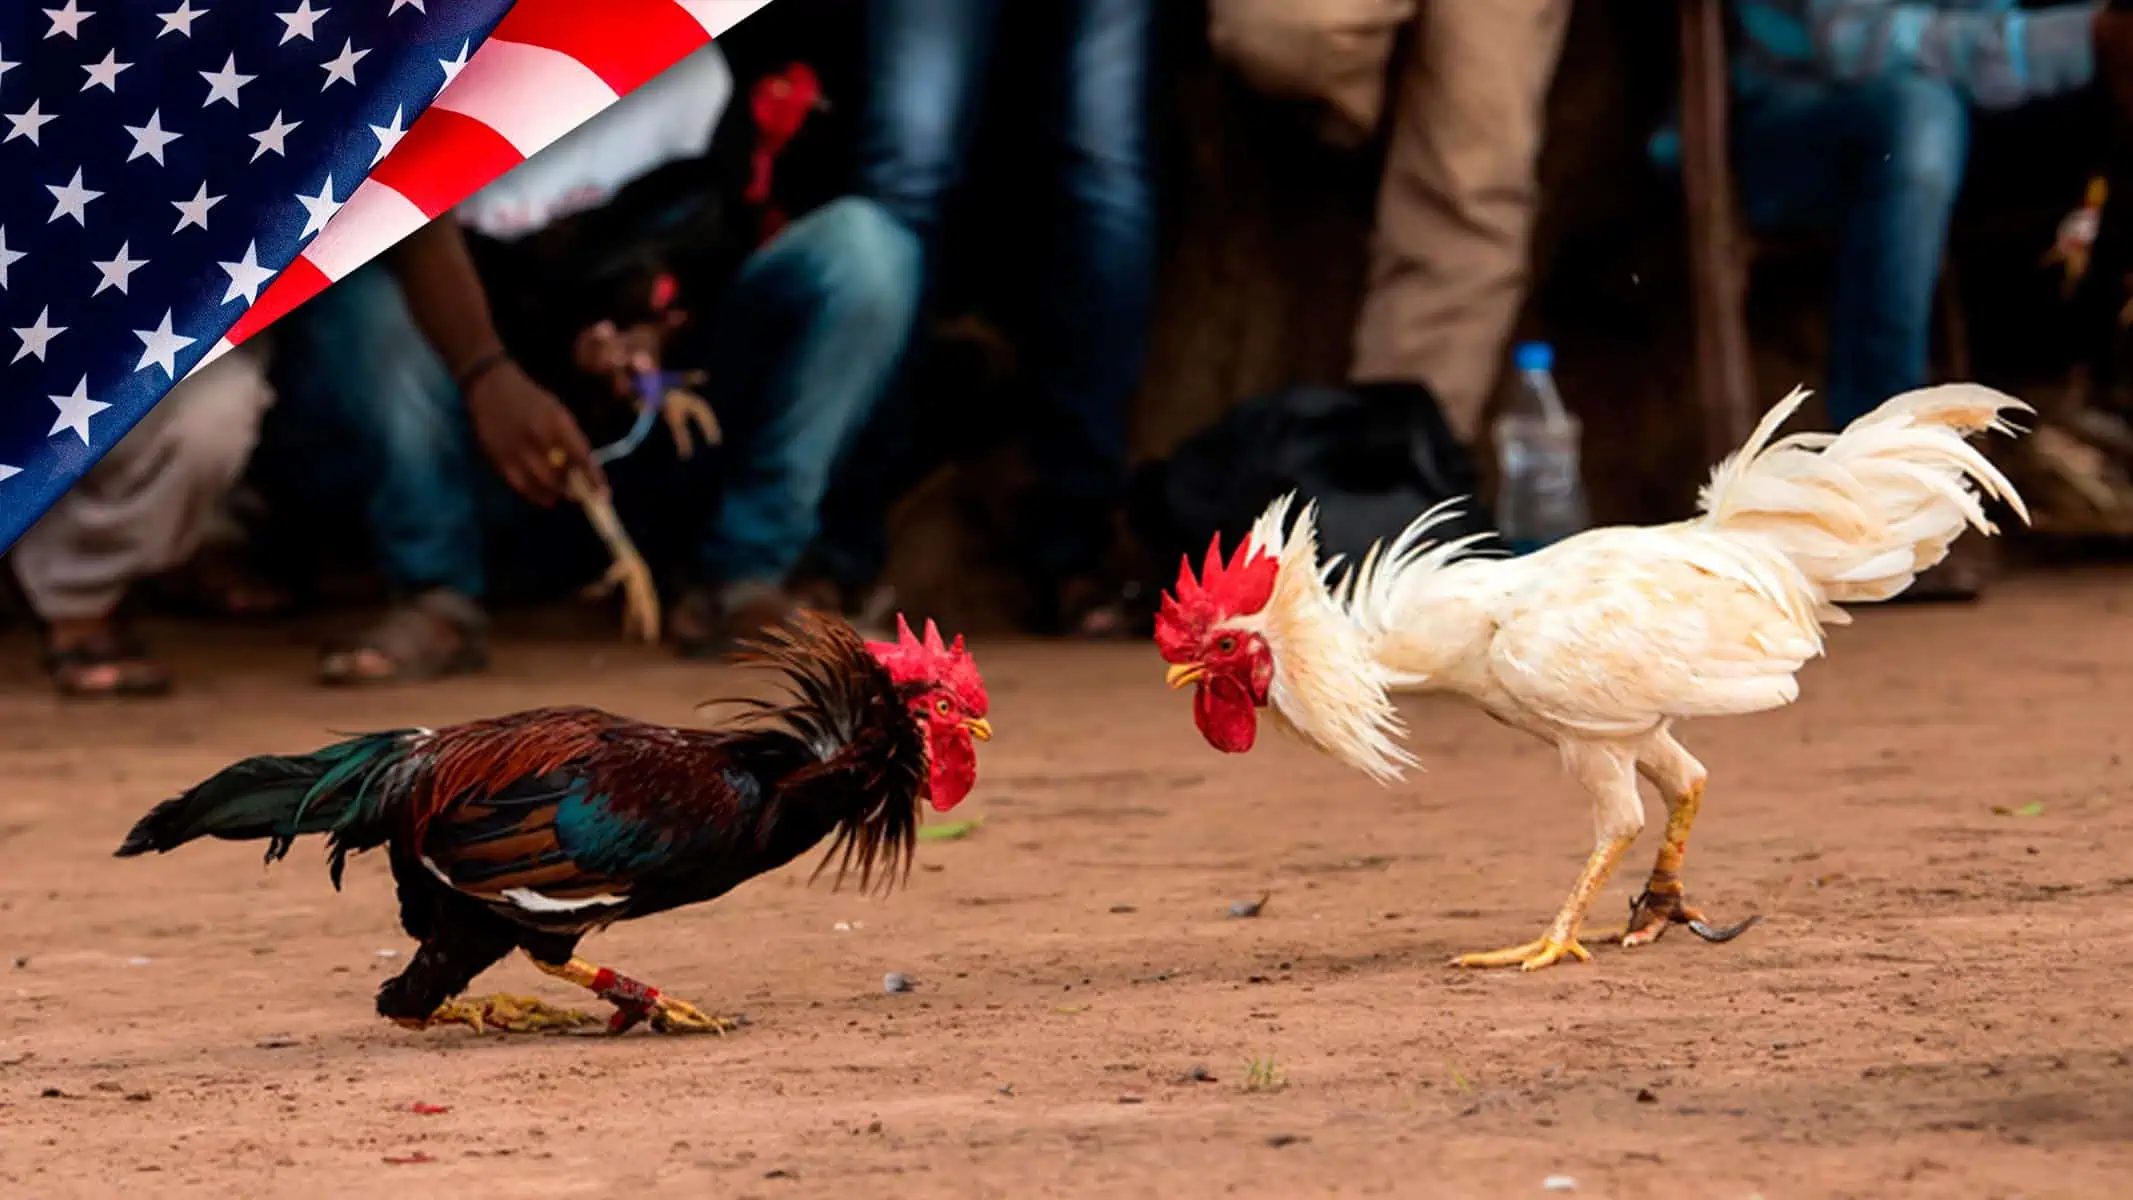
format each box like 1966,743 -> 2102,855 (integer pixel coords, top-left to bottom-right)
1154,384 -> 2031,971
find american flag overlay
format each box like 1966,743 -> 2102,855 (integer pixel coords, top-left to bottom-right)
0,0 -> 775,551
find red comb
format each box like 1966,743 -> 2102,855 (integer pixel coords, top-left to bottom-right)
747,63 -> 825,241
868,614 -> 987,713
1153,533 -> 1279,662
648,272 -> 678,313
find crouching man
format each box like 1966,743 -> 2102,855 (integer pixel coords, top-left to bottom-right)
12,342 -> 274,696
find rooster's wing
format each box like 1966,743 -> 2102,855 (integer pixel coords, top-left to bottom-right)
413,718 -> 761,932
1482,528 -> 1827,739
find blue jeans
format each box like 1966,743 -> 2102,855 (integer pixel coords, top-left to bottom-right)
274,198 -> 917,599
814,0 -> 1157,588
1732,74 -> 1969,429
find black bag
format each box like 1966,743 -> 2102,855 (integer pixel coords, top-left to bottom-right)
1128,380 -> 1502,577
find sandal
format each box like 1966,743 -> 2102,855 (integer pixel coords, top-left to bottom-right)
318,588 -> 489,687
41,628 -> 174,698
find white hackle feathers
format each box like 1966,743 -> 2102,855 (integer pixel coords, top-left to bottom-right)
1325,498 -> 1500,644
1241,496 -> 1417,784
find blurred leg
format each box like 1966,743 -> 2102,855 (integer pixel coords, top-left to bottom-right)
15,343 -> 274,623
802,0 -> 1000,592
283,261 -> 492,600
1206,0 -> 1411,145
1348,0 -> 1571,441
13,342 -> 275,694
856,0 -> 1002,238
1019,0 -> 1158,587
277,263 -> 512,683
1829,78 -> 1968,430
1734,77 -> 1968,429
693,198 -> 924,593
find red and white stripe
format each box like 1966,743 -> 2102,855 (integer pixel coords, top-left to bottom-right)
188,0 -> 775,376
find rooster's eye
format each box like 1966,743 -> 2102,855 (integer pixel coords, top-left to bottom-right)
934,697 -> 953,716
1216,635 -> 1237,654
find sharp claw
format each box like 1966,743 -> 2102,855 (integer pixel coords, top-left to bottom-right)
1622,888 -> 1759,946
1686,913 -> 1762,943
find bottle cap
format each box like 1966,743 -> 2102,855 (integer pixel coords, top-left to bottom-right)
1513,342 -> 1553,372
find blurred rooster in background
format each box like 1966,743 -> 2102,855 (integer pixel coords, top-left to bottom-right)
117,613 -> 990,1034
1155,384 -> 2029,971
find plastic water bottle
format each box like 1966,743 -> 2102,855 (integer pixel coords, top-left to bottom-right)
1493,342 -> 1590,555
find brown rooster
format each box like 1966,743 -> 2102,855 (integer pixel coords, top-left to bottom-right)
116,612 -> 991,1034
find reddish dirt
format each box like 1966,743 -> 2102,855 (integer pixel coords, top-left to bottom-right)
6,576 -> 2133,1198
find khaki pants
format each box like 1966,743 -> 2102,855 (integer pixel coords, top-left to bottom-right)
1210,0 -> 1569,438
12,342 -> 274,620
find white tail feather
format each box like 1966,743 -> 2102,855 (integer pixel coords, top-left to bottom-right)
1696,383 -> 2032,604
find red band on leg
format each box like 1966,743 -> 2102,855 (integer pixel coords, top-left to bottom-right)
590,967 -> 659,1007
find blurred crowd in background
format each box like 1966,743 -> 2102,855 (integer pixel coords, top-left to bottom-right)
17,0 -> 2133,698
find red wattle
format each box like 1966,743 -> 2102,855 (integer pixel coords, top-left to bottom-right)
1192,678 -> 1258,754
928,729 -> 978,811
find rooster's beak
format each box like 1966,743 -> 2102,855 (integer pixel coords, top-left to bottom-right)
1166,662 -> 1206,690
963,717 -> 993,742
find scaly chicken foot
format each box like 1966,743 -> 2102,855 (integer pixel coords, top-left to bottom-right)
1618,886 -> 1760,944
581,551 -> 661,644
1454,834 -> 1634,972
1454,935 -> 1591,971
553,455 -> 661,644
1616,778 -> 1761,947
399,993 -> 604,1034
1621,880 -> 1762,945
1621,878 -> 1757,942
528,953 -> 743,1036
1622,876 -> 1702,946
660,386 -> 721,459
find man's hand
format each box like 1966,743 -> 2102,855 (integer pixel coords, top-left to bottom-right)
572,317 -> 679,401
383,215 -> 605,505
464,358 -> 606,506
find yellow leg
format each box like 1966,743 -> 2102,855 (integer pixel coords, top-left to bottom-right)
558,465 -> 661,644
1453,834 -> 1635,971
404,993 -> 603,1034
526,953 -> 742,1036
1617,734 -> 1761,947
1623,777 -> 1705,947
659,388 -> 721,459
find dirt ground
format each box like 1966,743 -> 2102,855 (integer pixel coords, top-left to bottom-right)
6,575 -> 2133,1199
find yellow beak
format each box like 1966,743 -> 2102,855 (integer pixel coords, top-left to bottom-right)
963,717 -> 993,742
1166,662 -> 1206,690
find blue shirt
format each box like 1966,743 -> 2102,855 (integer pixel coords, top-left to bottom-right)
1730,0 -> 2102,109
